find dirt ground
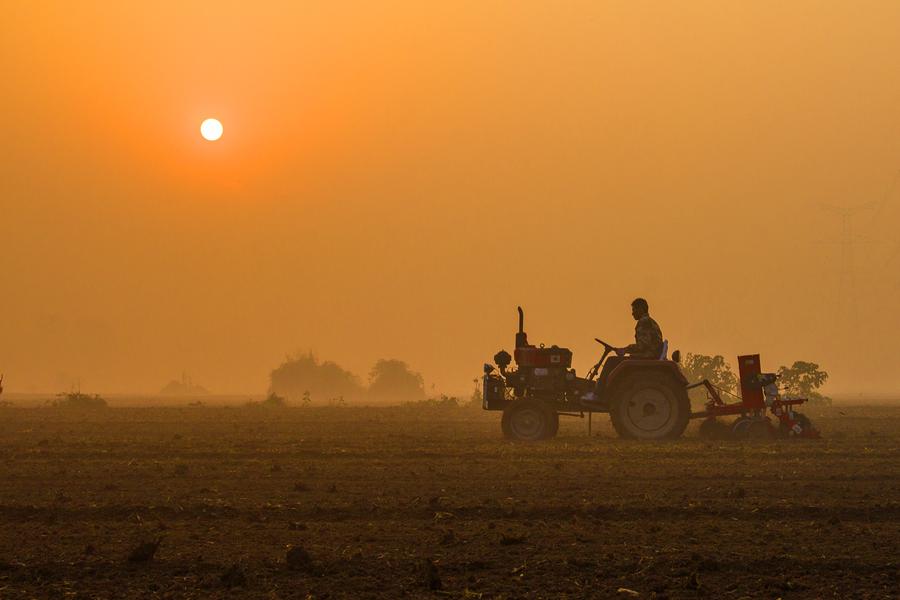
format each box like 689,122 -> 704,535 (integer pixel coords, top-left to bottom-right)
0,404 -> 897,599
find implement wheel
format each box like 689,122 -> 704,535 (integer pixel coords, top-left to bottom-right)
698,418 -> 732,440
732,416 -> 772,440
778,412 -> 813,438
501,399 -> 557,442
609,372 -> 690,440
747,419 -> 774,440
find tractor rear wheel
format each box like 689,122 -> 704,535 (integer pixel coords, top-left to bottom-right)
609,372 -> 690,440
501,399 -> 557,442
545,409 -> 560,438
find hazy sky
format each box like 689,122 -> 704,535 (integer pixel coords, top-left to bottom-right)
2,1 -> 899,396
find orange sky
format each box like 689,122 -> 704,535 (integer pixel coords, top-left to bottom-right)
2,1 -> 899,397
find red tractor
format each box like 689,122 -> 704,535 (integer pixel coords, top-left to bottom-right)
482,308 -> 820,441
482,307 -> 691,441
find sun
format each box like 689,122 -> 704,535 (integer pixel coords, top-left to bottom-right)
200,118 -> 223,141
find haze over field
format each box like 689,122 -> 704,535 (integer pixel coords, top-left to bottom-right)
2,2 -> 899,396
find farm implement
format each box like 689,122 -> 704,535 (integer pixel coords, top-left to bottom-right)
482,307 -> 819,441
692,355 -> 820,441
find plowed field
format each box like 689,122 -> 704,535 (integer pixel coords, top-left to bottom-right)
0,405 -> 897,598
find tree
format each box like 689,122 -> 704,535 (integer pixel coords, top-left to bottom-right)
367,359 -> 425,404
160,373 -> 209,396
777,361 -> 830,406
51,391 -> 107,409
269,351 -> 363,403
681,353 -> 738,403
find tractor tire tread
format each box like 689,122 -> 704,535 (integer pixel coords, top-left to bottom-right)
608,371 -> 690,441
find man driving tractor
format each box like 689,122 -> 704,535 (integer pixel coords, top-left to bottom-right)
483,301 -> 820,441
579,297 -> 666,407
615,297 -> 664,359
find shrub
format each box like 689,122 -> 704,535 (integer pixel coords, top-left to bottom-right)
777,361 -> 831,406
403,394 -> 460,409
246,392 -> 287,408
680,353 -> 738,404
464,378 -> 483,409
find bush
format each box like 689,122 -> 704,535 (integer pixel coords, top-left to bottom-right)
777,361 -> 831,406
246,392 -> 287,408
402,394 -> 460,409
466,385 -> 483,409
262,392 -> 287,407
680,353 -> 738,404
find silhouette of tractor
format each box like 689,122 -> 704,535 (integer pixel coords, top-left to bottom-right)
482,307 -> 819,442
483,307 -> 690,441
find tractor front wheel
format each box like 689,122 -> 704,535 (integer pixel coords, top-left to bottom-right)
609,372 -> 690,440
501,399 -> 558,442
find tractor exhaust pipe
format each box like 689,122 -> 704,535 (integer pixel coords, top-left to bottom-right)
516,306 -> 529,348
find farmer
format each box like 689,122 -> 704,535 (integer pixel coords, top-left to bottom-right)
615,298 -> 664,359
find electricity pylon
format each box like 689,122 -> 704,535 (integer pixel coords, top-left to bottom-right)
873,171 -> 900,272
820,201 -> 877,328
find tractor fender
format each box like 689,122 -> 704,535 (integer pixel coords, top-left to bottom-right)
605,360 -> 688,394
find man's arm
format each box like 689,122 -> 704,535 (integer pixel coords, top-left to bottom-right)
621,319 -> 656,356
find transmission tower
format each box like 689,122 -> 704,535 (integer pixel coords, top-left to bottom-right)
873,171 -> 900,271
820,201 -> 877,327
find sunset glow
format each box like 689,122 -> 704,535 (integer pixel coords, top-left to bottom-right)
1,2 -> 899,396
1,5 -> 899,597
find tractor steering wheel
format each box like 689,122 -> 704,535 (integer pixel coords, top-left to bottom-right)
586,338 -> 616,381
594,338 -> 615,352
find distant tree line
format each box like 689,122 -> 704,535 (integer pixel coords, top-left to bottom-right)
680,353 -> 831,406
48,391 -> 107,409
268,352 -> 426,405
160,373 -> 209,396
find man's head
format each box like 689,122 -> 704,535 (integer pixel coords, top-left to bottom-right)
631,297 -> 649,320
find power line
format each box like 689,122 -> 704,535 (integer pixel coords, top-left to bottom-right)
819,201 -> 877,327
873,171 -> 900,268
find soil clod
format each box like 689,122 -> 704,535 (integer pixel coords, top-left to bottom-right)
420,557 -> 442,590
221,563 -> 247,588
127,537 -> 162,562
499,533 -> 526,546
286,544 -> 313,571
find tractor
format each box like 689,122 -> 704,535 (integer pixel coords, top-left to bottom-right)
482,307 -> 820,442
482,307 -> 691,441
